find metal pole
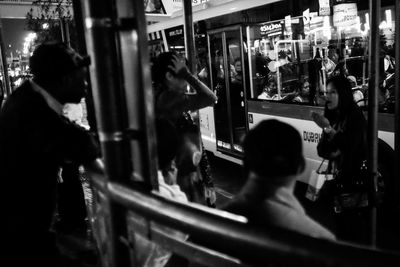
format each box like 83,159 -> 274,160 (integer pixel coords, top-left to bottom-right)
183,0 -> 196,74
182,0 -> 201,130
64,19 -> 71,47
80,0 -> 131,265
367,0 -> 380,248
0,19 -> 11,98
395,0 -> 400,209
60,18 -> 66,43
72,0 -> 97,132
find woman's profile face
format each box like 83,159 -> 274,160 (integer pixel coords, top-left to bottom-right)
326,82 -> 339,110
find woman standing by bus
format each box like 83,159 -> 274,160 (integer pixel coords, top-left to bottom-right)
152,52 -> 218,207
311,75 -> 369,244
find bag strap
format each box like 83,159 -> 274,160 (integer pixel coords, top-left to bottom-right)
316,159 -> 326,173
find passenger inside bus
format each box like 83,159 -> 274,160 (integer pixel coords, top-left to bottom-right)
292,78 -> 311,104
223,119 -> 335,240
257,77 -> 279,100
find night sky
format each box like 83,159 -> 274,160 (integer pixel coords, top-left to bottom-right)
1,18 -> 30,57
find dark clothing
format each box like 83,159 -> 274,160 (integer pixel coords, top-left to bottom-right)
317,107 -> 367,187
0,81 -> 99,265
155,88 -> 216,207
316,106 -> 368,244
57,162 -> 88,231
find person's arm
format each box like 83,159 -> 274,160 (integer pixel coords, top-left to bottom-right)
311,111 -> 340,159
170,55 -> 217,111
183,71 -> 218,110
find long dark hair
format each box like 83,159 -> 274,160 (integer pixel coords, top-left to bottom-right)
324,75 -> 358,124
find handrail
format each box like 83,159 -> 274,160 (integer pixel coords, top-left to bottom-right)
103,181 -> 400,267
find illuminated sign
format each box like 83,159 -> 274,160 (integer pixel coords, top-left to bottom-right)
260,21 -> 284,37
319,0 -> 330,16
333,3 -> 358,27
162,0 -> 210,14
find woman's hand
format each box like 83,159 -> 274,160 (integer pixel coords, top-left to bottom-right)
311,111 -> 330,129
169,55 -> 189,78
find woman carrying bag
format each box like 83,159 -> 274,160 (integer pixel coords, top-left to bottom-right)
311,75 -> 369,244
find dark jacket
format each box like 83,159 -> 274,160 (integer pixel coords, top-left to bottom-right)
317,106 -> 367,187
0,81 -> 99,263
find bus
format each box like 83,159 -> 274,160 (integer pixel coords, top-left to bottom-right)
147,0 -> 396,186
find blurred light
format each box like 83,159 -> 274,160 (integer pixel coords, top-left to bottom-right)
379,21 -> 387,29
365,13 -> 370,31
385,9 -> 392,28
323,16 -> 331,39
23,32 -> 37,55
42,23 -> 49,30
14,78 -> 23,87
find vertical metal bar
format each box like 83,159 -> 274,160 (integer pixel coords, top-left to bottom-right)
0,19 -> 11,98
72,0 -> 97,132
64,19 -> 71,47
367,0 -> 380,248
115,0 -> 159,189
60,18 -> 66,43
222,32 -> 235,150
161,30 -> 169,52
80,0 -> 131,266
246,26 -> 254,99
183,0 -> 196,74
182,0 -> 201,142
395,0 -> 400,208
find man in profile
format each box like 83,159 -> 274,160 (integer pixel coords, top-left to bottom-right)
0,42 -> 100,265
223,119 -> 335,240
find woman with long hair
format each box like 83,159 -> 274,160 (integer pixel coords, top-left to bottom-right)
312,75 -> 369,244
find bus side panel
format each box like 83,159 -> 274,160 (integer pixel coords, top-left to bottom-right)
248,111 -> 323,185
248,102 -> 395,186
200,106 -> 217,154
200,106 -> 243,165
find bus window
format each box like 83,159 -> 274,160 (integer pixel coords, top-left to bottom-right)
248,20 -> 315,104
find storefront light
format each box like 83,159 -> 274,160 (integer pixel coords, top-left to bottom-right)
323,16 -> 331,39
385,9 -> 392,28
365,13 -> 370,31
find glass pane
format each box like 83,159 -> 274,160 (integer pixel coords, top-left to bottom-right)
225,30 -> 246,150
209,33 -> 231,150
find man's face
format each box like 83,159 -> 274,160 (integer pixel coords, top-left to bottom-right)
60,68 -> 88,104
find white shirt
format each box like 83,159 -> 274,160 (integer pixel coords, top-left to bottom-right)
264,186 -> 335,240
157,171 -> 188,202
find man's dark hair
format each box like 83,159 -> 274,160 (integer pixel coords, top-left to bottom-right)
156,118 -> 179,170
152,51 -> 180,85
243,119 -> 305,179
29,42 -> 89,89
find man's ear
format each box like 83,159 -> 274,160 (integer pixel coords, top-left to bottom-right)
297,157 -> 306,174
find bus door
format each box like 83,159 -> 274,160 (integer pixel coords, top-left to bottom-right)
208,26 -> 249,157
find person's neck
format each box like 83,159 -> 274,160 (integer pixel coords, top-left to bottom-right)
240,171 -> 295,200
